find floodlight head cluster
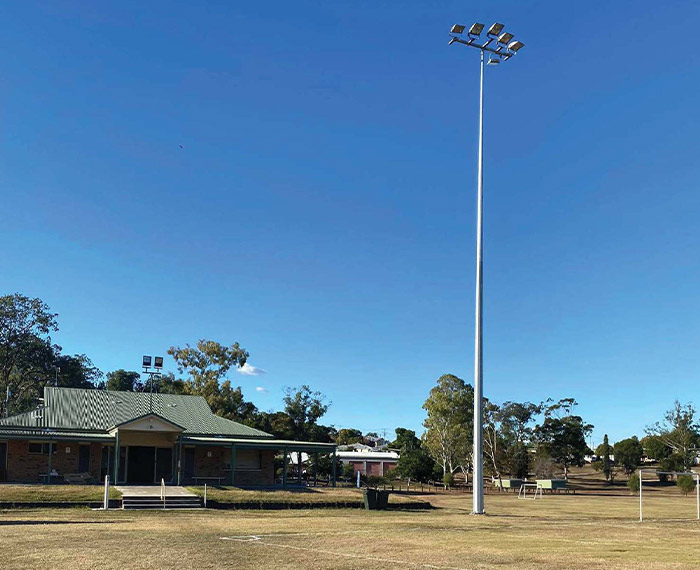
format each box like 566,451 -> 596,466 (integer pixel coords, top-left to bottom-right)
449,21 -> 524,62
143,355 -> 164,370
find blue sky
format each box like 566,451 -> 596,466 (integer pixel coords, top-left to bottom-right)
1,1 -> 699,446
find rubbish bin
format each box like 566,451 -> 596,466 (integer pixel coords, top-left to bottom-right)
363,488 -> 378,510
376,490 -> 390,510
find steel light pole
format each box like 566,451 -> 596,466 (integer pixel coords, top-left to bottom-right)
449,22 -> 524,515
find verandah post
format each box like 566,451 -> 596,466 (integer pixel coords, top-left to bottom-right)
297,449 -> 303,485
176,436 -> 183,485
282,447 -> 288,487
230,443 -> 237,486
47,441 -> 53,483
314,451 -> 318,487
113,431 -> 120,485
332,449 -> 337,488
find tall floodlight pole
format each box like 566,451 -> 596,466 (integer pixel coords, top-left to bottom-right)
449,22 -> 524,515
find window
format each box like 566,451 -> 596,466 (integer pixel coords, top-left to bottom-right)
28,442 -> 54,455
237,450 -> 262,471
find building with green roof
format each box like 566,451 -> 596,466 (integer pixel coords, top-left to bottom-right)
0,387 -> 336,487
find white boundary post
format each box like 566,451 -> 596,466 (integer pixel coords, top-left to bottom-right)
103,475 -> 110,510
695,473 -> 700,521
639,469 -> 643,522
204,483 -> 208,508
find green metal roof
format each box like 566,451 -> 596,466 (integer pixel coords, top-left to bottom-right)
0,387 -> 273,439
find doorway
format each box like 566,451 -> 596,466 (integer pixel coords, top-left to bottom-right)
78,445 -> 90,473
126,446 -> 174,484
127,446 -> 156,483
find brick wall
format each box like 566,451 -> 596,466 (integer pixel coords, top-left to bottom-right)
6,440 -> 104,483
193,446 -> 227,478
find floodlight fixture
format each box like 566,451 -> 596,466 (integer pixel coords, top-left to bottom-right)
487,57 -> 500,65
497,32 -> 514,45
154,356 -> 164,369
487,23 -> 504,37
142,355 -> 152,367
451,24 -> 466,35
508,40 -> 525,53
468,23 -> 484,37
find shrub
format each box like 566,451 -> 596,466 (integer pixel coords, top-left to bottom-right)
365,476 -> 385,489
677,475 -> 695,496
442,473 -> 455,488
627,472 -> 640,494
341,463 -> 355,480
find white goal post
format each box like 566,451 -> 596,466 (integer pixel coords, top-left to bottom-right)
638,469 -> 699,522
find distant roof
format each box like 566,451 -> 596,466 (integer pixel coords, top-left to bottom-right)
337,450 -> 399,460
0,387 -> 272,439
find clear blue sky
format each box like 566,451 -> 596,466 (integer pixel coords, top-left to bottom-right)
1,1 -> 698,446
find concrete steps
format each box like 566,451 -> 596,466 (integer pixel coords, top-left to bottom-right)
121,495 -> 202,510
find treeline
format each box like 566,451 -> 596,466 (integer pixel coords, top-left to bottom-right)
397,374 -> 699,485
0,294 -> 333,442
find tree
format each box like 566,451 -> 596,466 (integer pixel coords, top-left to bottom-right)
641,435 -> 670,463
484,400 -> 541,482
600,434 -> 613,482
0,294 -> 58,416
168,339 -> 249,390
55,354 -> 103,388
422,374 -> 473,478
168,339 -> 258,423
154,372 -> 188,394
105,370 -> 143,392
534,398 -> 593,479
646,401 -> 700,472
627,471 -> 640,494
613,436 -> 643,475
392,427 -> 435,482
252,411 -> 294,439
677,475 -> 695,496
335,428 -> 364,446
282,385 -> 330,441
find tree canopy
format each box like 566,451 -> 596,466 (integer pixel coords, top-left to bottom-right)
646,400 -> 700,472
0,294 -> 103,416
422,374 -> 473,477
534,399 -> 593,479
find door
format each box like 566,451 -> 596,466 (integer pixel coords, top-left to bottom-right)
127,446 -> 156,484
155,448 -> 173,483
0,442 -> 7,482
78,445 -> 90,473
184,447 -> 195,483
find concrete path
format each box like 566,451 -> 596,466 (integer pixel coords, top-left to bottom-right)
115,485 -> 196,497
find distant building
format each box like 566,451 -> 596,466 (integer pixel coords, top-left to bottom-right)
337,443 -> 399,477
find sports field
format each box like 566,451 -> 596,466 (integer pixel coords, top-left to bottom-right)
1,490 -> 698,570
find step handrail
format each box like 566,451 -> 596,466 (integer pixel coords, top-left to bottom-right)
160,478 -> 166,509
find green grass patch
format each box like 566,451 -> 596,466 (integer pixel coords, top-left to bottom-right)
0,484 -> 121,503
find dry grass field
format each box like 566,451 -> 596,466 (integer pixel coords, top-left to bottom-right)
1,488 -> 699,570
